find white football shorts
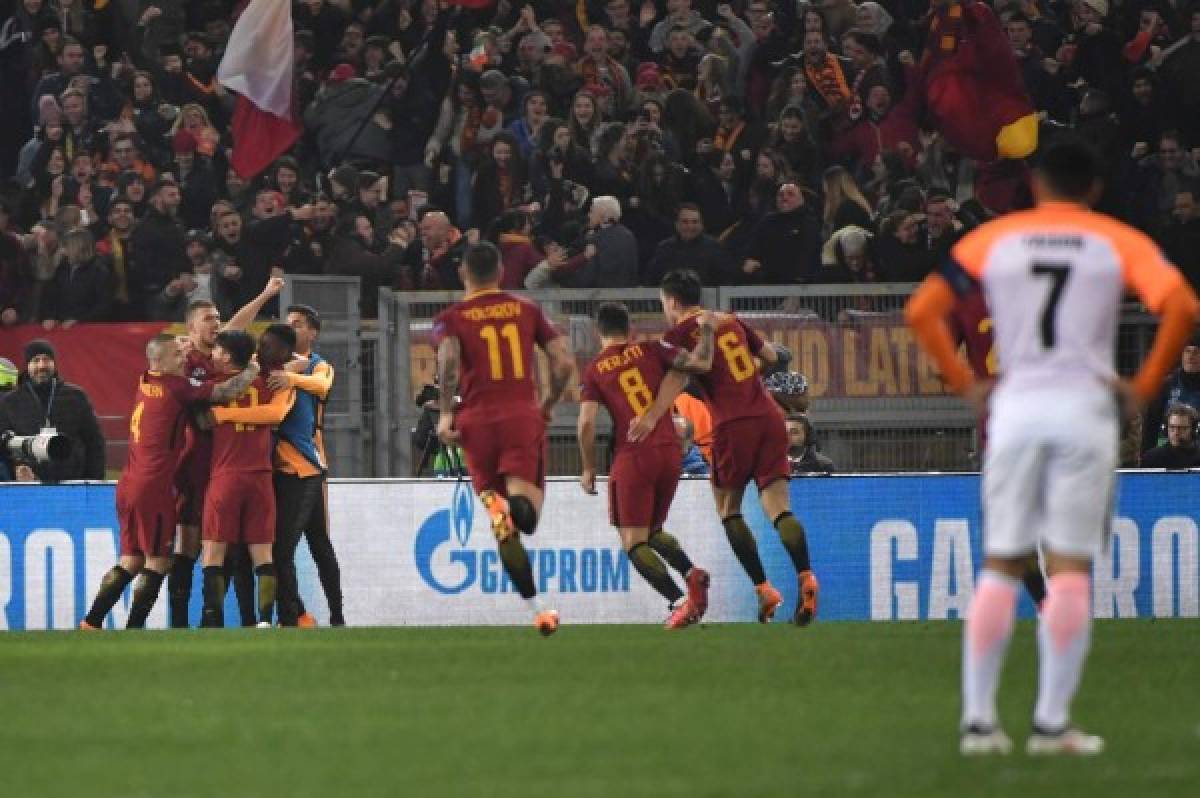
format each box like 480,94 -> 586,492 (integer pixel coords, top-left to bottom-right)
982,387 -> 1119,559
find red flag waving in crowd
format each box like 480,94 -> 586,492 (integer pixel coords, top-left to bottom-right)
217,0 -> 303,179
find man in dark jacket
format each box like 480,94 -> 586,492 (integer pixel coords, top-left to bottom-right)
211,191 -> 314,313
129,178 -> 188,317
563,195 -> 638,288
1160,190 -> 1200,291
403,210 -> 467,290
1142,334 -> 1200,453
646,204 -> 734,286
0,339 -> 105,482
1141,403 -> 1200,468
741,183 -> 821,284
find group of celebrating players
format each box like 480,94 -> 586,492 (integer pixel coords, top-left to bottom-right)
73,136 -> 1200,757
81,278 -> 344,631
432,245 -> 819,635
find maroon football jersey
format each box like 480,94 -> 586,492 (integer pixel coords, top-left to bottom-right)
663,311 -> 776,427
210,375 -> 277,474
185,347 -> 216,381
947,287 -> 997,379
125,371 -> 215,479
581,340 -> 682,454
431,289 -> 560,421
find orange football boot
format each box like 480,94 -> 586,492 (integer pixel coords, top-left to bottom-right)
665,600 -> 697,630
480,490 -> 517,542
756,582 -> 783,623
794,570 -> 819,627
534,609 -> 559,636
685,567 -> 711,620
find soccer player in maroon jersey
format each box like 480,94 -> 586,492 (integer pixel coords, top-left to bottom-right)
577,302 -> 715,629
433,242 -> 575,635
949,285 -> 1048,609
195,327 -> 297,627
80,334 -> 260,630
631,269 -> 819,625
169,277 -> 285,628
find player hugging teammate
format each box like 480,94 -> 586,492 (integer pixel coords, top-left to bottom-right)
582,270 -> 820,627
82,283 -> 309,629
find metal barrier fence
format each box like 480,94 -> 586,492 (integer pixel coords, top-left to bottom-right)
286,278 -> 1163,478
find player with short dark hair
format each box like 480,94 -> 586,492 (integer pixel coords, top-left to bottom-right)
169,277 -> 286,627
196,327 -> 297,627
80,334 -> 259,629
578,302 -> 715,628
264,304 -> 345,627
907,138 -> 1200,755
433,242 -> 576,635
632,269 -> 820,625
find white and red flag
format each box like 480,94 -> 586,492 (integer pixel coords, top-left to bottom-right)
217,0 -> 302,179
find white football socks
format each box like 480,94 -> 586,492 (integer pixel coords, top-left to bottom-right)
1033,572 -> 1092,731
962,570 -> 1020,729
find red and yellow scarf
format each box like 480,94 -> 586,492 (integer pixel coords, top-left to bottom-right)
805,54 -> 852,108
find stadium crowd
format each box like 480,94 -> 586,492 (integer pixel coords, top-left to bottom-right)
0,0 -> 1198,475
0,0 -> 1197,327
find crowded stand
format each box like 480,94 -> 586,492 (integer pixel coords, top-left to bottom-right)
0,0 -> 1194,327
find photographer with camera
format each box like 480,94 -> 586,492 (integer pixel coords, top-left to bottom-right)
0,339 -> 105,482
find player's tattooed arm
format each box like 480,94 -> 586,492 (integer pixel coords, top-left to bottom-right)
209,360 -> 261,403
541,337 -> 576,418
436,336 -> 462,443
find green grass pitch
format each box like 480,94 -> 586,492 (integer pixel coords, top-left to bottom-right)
2,621 -> 1197,797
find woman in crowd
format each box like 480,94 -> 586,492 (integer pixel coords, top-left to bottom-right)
508,90 -> 551,160
769,105 -> 821,188
271,157 -> 306,206
529,118 -> 594,199
568,89 -> 603,153
695,54 -> 732,118
821,165 -> 874,238
127,70 -> 174,166
471,132 -> 530,233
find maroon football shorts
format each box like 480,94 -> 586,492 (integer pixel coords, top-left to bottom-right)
710,411 -> 790,491
457,411 -> 546,495
117,477 -> 177,558
202,471 -> 276,545
608,443 -> 682,529
176,439 -> 212,526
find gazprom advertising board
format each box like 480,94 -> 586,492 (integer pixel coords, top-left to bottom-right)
0,473 -> 1196,630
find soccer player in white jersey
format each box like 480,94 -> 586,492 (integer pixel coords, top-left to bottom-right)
905,140 -> 1200,757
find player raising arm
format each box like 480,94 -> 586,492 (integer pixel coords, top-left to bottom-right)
905,140 -> 1200,757
80,335 -> 259,630
577,302 -> 714,629
434,242 -> 575,635
169,276 -> 286,628
195,327 -> 297,627
629,269 -> 819,626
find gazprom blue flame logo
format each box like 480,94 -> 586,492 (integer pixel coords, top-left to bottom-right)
413,481 -> 631,596
414,480 -> 477,594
